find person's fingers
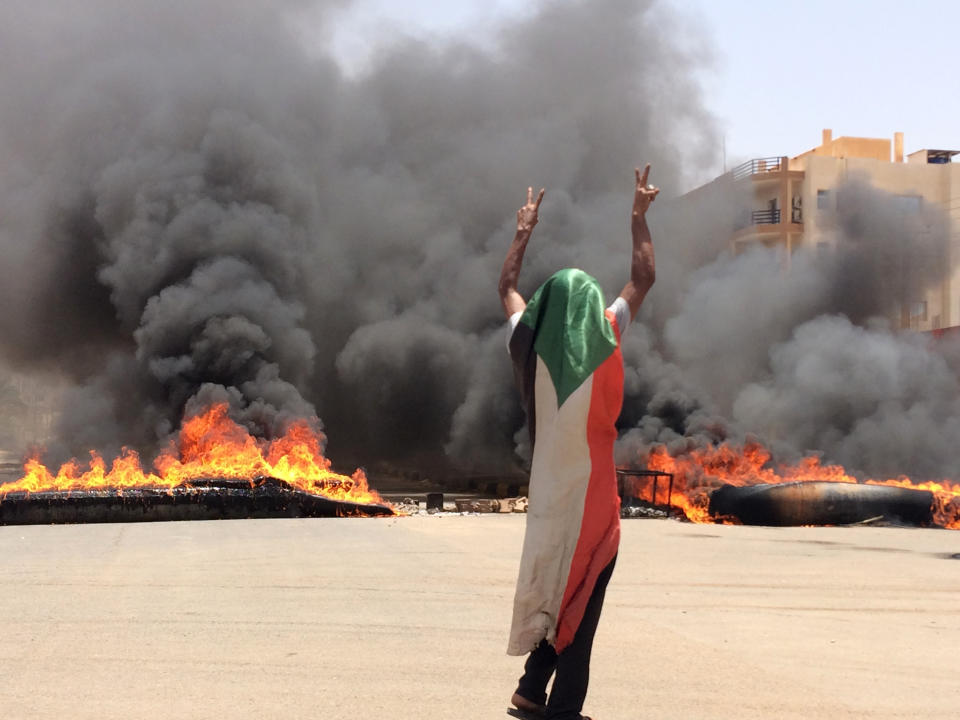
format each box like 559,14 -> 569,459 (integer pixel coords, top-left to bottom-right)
639,163 -> 651,187
535,188 -> 545,209
635,167 -> 641,185
527,186 -> 533,205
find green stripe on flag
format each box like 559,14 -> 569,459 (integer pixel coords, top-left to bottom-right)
519,268 -> 617,407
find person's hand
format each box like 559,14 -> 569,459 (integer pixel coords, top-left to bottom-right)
517,186 -> 545,235
632,164 -> 659,222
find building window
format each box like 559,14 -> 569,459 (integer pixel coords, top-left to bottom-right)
817,189 -> 829,209
910,301 -> 928,322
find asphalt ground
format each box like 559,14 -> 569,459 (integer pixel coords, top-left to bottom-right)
1,515 -> 958,719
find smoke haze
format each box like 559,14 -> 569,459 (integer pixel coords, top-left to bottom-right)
616,179 -> 958,480
0,0 -> 957,482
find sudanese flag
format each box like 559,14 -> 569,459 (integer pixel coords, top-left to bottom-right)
507,268 -> 623,655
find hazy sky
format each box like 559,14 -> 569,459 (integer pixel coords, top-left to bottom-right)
332,0 -> 960,190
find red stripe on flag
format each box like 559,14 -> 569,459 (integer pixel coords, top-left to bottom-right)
554,311 -> 623,652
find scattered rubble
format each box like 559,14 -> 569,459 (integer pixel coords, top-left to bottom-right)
621,504 -> 671,520
392,496 -> 530,516
454,497 -> 528,513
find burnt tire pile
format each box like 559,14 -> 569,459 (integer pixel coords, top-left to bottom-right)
0,476 -> 393,525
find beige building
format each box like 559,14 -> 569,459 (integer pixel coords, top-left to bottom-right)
715,129 -> 960,330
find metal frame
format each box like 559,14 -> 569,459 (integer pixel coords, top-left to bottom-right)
616,469 -> 674,509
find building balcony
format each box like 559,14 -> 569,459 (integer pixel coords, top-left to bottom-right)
731,157 -> 785,180
735,208 -> 780,230
734,206 -> 804,230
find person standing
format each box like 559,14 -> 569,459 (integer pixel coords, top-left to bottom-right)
499,167 -> 659,720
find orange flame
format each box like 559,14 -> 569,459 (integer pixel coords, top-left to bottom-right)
642,441 -> 960,529
0,403 -> 386,507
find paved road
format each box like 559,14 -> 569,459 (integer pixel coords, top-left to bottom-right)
1,516 -> 958,719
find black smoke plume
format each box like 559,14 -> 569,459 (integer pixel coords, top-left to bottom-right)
0,0 -> 717,467
2,0 -> 957,485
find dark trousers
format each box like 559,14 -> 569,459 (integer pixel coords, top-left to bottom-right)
514,555 -> 617,720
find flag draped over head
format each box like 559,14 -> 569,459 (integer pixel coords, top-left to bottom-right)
507,268 -> 623,656
522,268 -> 618,408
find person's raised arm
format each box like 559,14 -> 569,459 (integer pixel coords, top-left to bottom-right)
619,164 -> 659,319
499,186 -> 545,319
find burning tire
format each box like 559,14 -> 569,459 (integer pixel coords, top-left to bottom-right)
0,477 -> 393,526
708,481 -> 934,527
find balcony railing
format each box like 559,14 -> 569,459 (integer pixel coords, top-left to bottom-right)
735,208 -> 781,230
731,156 -> 784,180
752,208 -> 780,224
